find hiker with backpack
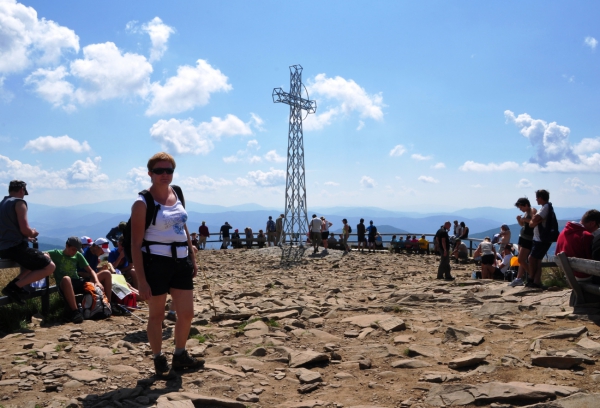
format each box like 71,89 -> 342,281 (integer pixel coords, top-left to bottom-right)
266,216 -> 277,247
366,220 -> 377,252
130,152 -> 203,379
527,189 -> 559,289
341,218 -> 351,254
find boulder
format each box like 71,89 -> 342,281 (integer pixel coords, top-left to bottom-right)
289,350 -> 330,368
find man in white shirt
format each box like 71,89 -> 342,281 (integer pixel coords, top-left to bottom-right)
309,214 -> 322,254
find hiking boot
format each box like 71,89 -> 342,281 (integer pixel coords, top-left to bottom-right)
444,276 -> 456,281
154,354 -> 176,379
1,281 -> 26,305
71,309 -> 83,324
165,311 -> 177,322
172,349 -> 204,370
508,278 -> 524,287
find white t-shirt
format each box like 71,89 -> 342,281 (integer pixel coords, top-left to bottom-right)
480,241 -> 494,256
136,194 -> 188,258
533,203 -> 549,242
310,218 -> 322,232
500,254 -> 513,274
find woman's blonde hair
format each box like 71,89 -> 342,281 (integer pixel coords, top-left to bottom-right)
147,152 -> 176,171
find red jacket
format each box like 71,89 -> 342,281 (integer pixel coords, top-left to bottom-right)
555,221 -> 593,279
199,225 -> 210,237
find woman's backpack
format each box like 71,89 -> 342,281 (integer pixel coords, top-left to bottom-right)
81,282 -> 112,320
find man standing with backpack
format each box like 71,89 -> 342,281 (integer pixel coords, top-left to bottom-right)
356,219 -> 366,252
266,216 -> 276,247
528,189 -> 558,289
366,220 -> 377,252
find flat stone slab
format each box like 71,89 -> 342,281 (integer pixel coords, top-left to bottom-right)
289,350 -> 330,368
535,326 -> 587,339
393,335 -> 414,344
66,370 -> 107,383
577,337 -> 600,350
205,364 -> 246,377
462,334 -> 484,345
377,316 -> 406,332
409,344 -> 441,358
290,329 -> 340,341
0,379 -> 21,386
448,352 -> 490,369
277,400 -> 329,408
341,314 -> 392,328
425,381 -> 579,406
157,391 -> 246,408
297,369 -> 322,384
391,359 -> 432,368
108,364 -> 139,374
420,371 -> 462,383
531,356 -> 584,369
244,320 -> 269,338
543,392 -> 600,408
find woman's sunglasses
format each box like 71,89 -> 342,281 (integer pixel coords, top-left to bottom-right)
151,168 -> 174,175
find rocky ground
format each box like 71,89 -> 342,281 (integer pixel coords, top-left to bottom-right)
1,247 -> 600,408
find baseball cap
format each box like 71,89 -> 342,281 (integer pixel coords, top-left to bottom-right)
94,237 -> 110,253
80,236 -> 93,246
66,236 -> 82,250
9,180 -> 28,195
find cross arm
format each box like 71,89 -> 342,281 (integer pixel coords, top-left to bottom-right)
272,88 -> 317,114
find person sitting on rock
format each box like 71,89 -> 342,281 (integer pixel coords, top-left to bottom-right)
231,229 -> 242,249
256,230 -> 266,248
493,243 -> 515,280
451,239 -> 469,262
47,237 -> 112,323
418,235 -> 430,255
327,233 -> 338,249
108,236 -> 138,288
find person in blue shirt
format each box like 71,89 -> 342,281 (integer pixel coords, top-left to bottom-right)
108,236 -> 138,288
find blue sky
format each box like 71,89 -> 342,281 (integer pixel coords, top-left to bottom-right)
2,0 -> 600,211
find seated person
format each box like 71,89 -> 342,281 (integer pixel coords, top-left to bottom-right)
108,236 -> 138,288
231,229 -> 243,249
375,233 -> 383,248
47,237 -> 112,323
190,232 -> 199,250
80,236 -> 93,252
411,235 -> 419,252
498,224 -> 511,253
494,243 -> 515,280
98,261 -> 142,306
79,237 -> 110,276
459,222 -> 469,239
328,234 -> 338,249
256,230 -> 266,248
404,235 -> 414,251
418,235 -> 430,254
451,239 -> 469,261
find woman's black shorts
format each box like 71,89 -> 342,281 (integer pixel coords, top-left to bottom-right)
481,254 -> 495,265
0,242 -> 51,271
321,231 -> 329,240
518,237 -> 533,251
143,252 -> 194,296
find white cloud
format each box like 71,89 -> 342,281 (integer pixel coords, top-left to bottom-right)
141,17 -> 174,62
240,168 -> 286,187
250,113 -> 265,131
303,73 -> 384,131
150,115 -> 252,155
389,145 -> 406,157
459,161 -> 520,172
432,162 -> 445,169
360,175 -> 376,188
516,178 -> 532,188
573,137 -> 600,155
24,135 -> 90,153
0,76 -> 14,103
504,110 -> 577,165
235,177 -> 254,187
126,166 -> 150,191
0,0 -> 79,74
179,175 -> 233,191
71,42 -> 152,104
584,36 -> 598,50
264,150 -> 285,163
249,155 -> 262,164
411,153 -> 432,161
24,66 -> 75,111
146,59 -> 231,116
565,177 -> 600,194
0,154 -> 108,189
324,181 -> 340,186
418,175 -> 439,184
562,74 -> 575,83
357,120 -> 365,131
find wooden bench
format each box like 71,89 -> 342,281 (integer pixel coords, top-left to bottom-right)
555,252 -> 600,306
0,258 -> 57,315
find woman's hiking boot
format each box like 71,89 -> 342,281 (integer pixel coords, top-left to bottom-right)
153,354 -> 176,379
172,349 -> 204,370
71,309 -> 83,324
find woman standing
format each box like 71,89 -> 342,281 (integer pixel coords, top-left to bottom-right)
131,152 -> 203,379
473,237 -> 496,279
509,198 -> 537,287
341,218 -> 351,254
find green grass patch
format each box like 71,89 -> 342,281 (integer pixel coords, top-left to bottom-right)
0,292 -> 65,334
542,266 -> 568,288
266,319 -> 279,327
236,318 -> 261,332
403,348 -> 410,356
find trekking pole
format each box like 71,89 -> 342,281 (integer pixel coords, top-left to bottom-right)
195,254 -> 217,317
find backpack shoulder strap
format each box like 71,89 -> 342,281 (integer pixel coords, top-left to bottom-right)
139,190 -> 156,229
172,185 -> 185,208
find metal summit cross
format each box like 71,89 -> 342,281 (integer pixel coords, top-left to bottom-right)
272,64 -> 317,264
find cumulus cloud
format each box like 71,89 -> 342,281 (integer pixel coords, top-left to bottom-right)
432,162 -> 445,169
146,59 -> 231,116
237,168 -> 286,187
250,113 -> 265,131
573,137 -> 600,155
565,177 -> 600,194
584,36 -> 598,50
459,161 -> 520,172
0,76 -> 14,103
516,178 -> 532,188
126,166 -> 150,191
324,181 -> 339,186
360,175 -> 376,188
0,154 -> 108,189
179,175 -> 233,191
411,153 -> 431,161
24,135 -> 90,153
389,145 -> 406,157
418,175 -> 439,184
264,150 -> 285,163
150,115 -> 252,155
25,66 -> 74,110
0,0 -> 79,75
141,17 -> 174,62
303,73 -> 384,131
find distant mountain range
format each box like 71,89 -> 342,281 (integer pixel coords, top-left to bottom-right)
23,200 -> 591,251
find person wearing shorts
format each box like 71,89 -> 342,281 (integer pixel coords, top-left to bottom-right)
341,219 -> 351,254
366,221 -> 377,252
528,189 -> 552,288
309,214 -> 322,254
321,217 -> 333,253
509,197 -> 537,287
0,180 -> 55,304
356,219 -> 367,252
198,221 -> 209,250
266,216 -> 276,247
131,152 -> 203,379
474,237 -> 496,279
